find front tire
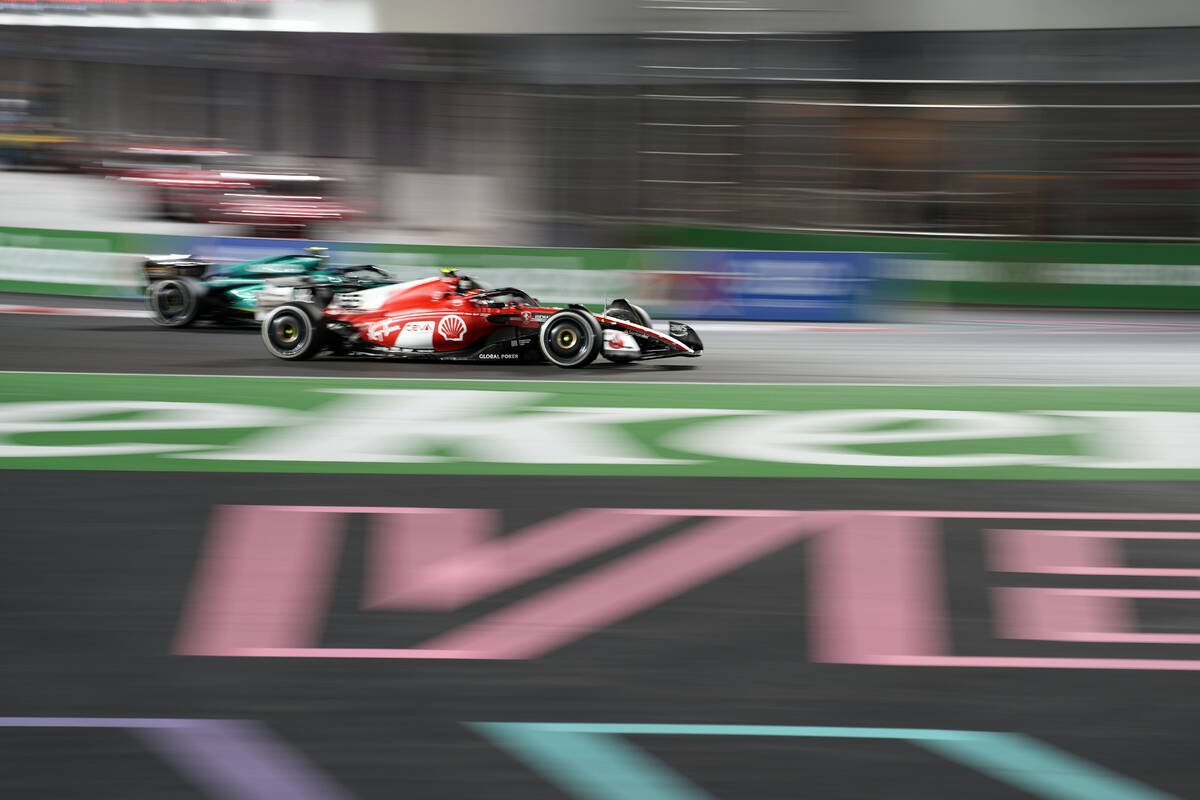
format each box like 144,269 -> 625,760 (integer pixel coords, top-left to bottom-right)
262,303 -> 327,360
148,277 -> 205,327
538,309 -> 602,368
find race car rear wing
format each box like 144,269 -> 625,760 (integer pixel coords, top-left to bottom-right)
143,254 -> 209,282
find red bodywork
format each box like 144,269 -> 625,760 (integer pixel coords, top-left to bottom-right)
210,188 -> 361,229
257,268 -> 702,365
98,145 -> 250,191
323,275 -> 559,352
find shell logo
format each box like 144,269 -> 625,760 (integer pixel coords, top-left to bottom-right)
437,314 -> 468,342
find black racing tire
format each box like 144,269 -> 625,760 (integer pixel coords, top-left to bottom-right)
148,277 -> 206,328
538,309 -> 602,369
261,303 -> 327,360
603,301 -> 653,329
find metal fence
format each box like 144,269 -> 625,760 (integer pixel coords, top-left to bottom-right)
625,0 -> 1200,241
630,78 -> 1200,240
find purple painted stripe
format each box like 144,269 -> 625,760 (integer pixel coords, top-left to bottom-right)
136,720 -> 355,800
0,717 -> 355,800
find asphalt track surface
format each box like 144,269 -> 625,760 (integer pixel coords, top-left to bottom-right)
4,472 -> 1200,800
5,292 -> 1200,799
7,292 -> 1200,383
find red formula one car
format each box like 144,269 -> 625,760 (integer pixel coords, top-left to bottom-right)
257,269 -> 702,368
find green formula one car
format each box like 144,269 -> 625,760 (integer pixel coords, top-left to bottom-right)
144,246 -> 395,327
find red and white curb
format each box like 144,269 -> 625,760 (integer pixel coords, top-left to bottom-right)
0,303 -> 149,319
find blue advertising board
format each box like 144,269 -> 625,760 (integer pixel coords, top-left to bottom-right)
720,250 -> 875,321
638,250 -> 881,322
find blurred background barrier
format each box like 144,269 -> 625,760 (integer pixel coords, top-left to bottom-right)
13,222 -> 1200,313
0,224 -> 891,321
635,248 -> 881,321
644,227 -> 1200,309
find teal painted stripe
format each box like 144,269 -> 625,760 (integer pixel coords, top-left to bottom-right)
488,722 -> 975,740
922,732 -> 1180,800
470,723 -> 1181,800
468,723 -> 714,800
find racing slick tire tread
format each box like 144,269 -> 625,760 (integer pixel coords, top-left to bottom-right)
147,276 -> 206,328
538,309 -> 602,369
262,302 -> 327,360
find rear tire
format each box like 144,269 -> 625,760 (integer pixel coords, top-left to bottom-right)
262,303 -> 327,360
538,309 -> 602,368
148,277 -> 205,328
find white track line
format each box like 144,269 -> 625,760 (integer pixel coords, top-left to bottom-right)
5,370 -> 1198,387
